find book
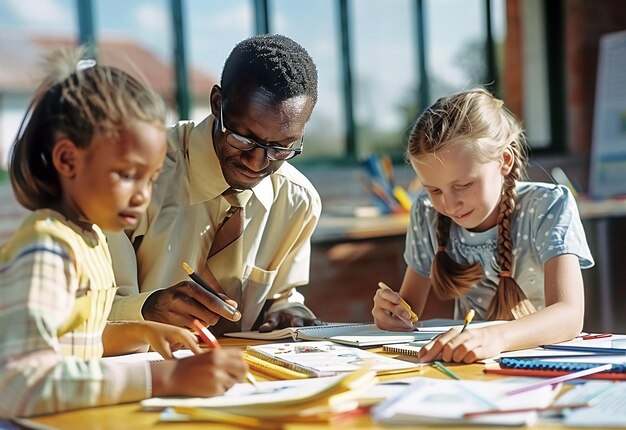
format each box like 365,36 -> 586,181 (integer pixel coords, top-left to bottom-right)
243,352 -> 311,379
224,319 -> 505,347
371,376 -> 559,426
142,366 -> 378,426
484,355 -> 626,381
224,322 -> 435,347
245,341 -> 422,377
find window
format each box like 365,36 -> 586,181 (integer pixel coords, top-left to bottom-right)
184,0 -> 254,123
0,0 -> 561,170
270,0 -> 344,160
94,0 -> 177,122
0,0 -> 78,168
350,0 -> 417,158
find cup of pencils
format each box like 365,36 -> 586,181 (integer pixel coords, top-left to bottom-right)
360,154 -> 414,214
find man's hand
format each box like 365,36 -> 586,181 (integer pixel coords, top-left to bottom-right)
258,307 -> 325,332
142,281 -> 240,329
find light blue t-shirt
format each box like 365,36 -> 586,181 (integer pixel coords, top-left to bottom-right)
404,182 -> 594,319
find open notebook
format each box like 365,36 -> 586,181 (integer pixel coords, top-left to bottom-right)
245,341 -> 422,377
225,319 -> 504,347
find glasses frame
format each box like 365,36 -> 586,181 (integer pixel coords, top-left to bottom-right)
219,102 -> 304,161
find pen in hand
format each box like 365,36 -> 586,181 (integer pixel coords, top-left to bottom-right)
378,282 -> 418,328
182,262 -> 241,321
461,309 -> 475,333
192,319 -> 258,389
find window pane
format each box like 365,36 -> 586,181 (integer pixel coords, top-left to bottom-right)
520,0 -> 551,148
185,0 -> 254,123
351,0 -> 417,158
0,0 -> 78,168
425,0 -> 487,101
270,0 -> 344,160
94,0 -> 176,122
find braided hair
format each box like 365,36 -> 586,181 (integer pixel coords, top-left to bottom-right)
408,88 -> 535,320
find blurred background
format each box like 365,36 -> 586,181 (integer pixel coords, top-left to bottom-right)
1,0 -> 625,331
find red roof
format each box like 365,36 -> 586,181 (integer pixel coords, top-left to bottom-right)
0,33 -> 215,102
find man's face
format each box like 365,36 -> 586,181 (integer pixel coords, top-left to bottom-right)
211,87 -> 314,189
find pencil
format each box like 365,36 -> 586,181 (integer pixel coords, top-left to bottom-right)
432,360 -> 460,380
582,333 -> 612,340
377,282 -> 419,323
192,319 -> 258,388
504,363 -> 613,396
463,402 -> 591,418
182,262 -> 241,321
432,361 -> 499,409
461,309 -> 475,333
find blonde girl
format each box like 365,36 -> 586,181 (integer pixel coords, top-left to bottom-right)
0,49 -> 246,417
372,88 -> 593,363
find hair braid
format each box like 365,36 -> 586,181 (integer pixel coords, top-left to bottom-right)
431,213 -> 482,299
488,169 -> 536,319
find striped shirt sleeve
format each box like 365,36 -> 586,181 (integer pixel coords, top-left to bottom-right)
0,219 -> 150,417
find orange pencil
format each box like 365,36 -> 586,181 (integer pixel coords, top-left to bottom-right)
192,319 -> 258,388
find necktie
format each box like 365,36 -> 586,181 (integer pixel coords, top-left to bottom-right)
208,188 -> 252,259
203,188 -> 252,330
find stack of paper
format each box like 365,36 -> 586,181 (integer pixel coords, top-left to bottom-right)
141,367 -> 378,427
371,377 -> 559,426
554,380 -> 626,426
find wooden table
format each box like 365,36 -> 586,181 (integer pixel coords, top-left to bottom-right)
24,338 -> 617,430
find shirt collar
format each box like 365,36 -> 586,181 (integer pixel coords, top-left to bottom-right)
187,114 -> 274,211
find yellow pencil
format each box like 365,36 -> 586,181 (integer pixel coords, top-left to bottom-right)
461,309 -> 475,333
377,282 -> 419,323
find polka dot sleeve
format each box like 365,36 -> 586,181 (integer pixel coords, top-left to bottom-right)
528,185 -> 594,268
403,190 -> 439,277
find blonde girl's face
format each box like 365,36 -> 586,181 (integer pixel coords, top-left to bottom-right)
59,121 -> 167,232
412,144 -> 514,232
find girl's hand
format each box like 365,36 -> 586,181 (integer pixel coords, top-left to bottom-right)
418,326 -> 505,363
372,288 -> 415,331
151,348 -> 248,397
138,321 -> 203,359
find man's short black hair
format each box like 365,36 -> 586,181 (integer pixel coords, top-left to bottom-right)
221,34 -> 318,105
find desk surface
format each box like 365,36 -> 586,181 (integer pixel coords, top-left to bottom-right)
25,338 -> 618,430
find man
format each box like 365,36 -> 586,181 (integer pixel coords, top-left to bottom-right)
107,34 -> 322,335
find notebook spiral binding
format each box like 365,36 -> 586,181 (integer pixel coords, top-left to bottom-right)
293,323 -> 373,340
500,358 -> 626,373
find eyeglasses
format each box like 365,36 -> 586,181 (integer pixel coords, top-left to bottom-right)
219,102 -> 303,161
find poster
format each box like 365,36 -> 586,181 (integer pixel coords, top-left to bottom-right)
589,30 -> 626,199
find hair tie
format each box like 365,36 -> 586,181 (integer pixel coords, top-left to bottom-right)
499,270 -> 512,278
437,245 -> 446,253
76,59 -> 97,71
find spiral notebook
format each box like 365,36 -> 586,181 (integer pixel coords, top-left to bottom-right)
225,323 -> 440,347
382,341 -> 430,356
485,355 -> 626,380
245,341 -> 422,378
225,319 -> 504,347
